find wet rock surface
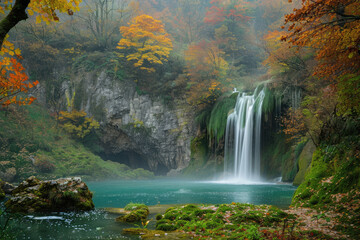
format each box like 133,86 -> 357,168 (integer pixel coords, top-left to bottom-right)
5,176 -> 94,213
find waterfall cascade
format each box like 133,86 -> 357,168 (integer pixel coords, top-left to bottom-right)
224,87 -> 265,182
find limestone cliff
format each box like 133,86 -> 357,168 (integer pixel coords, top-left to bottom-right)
70,72 -> 195,175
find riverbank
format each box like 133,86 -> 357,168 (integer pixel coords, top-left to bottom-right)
114,202 -> 355,239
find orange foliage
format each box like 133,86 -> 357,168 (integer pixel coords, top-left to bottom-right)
0,40 -> 39,106
117,14 -> 173,73
281,108 -> 307,142
185,40 -> 228,108
263,30 -> 311,80
282,0 -> 360,80
0,0 -> 82,107
204,0 -> 251,25
185,40 -> 228,80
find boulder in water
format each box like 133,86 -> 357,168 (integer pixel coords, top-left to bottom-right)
5,176 -> 94,213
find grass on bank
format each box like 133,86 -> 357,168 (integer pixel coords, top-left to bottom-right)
0,104 -> 154,182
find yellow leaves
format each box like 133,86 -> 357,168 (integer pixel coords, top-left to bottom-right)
59,109 -> 99,139
14,48 -> 21,56
117,14 -> 173,73
36,15 -> 42,24
24,0 -> 82,24
27,9 -> 34,16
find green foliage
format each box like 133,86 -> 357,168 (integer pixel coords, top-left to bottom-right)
0,105 -> 154,182
292,138 -> 360,238
337,74 -> 360,116
72,52 -> 127,81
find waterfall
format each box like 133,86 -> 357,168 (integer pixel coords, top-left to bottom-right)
224,87 -> 265,182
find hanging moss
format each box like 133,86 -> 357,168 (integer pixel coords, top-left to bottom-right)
207,93 -> 238,143
195,108 -> 212,130
262,87 -> 275,114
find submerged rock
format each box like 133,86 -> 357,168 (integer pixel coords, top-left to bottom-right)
5,176 -> 94,213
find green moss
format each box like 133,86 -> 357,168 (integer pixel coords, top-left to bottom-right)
293,141 -> 315,185
155,213 -> 163,220
117,203 -> 149,223
155,203 -> 299,239
182,134 -> 209,177
207,94 -> 238,143
156,223 -> 177,231
124,203 -> 148,211
291,138 -> 360,238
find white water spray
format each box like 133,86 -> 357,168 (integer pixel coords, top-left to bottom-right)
224,87 -> 265,182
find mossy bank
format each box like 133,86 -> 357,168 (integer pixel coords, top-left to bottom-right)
0,105 -> 154,182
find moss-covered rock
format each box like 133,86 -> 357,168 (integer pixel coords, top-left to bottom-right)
293,141 -> 315,185
5,176 -> 94,213
116,203 -> 149,223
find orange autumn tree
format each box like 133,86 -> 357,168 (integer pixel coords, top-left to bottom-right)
0,40 -> 38,106
281,0 -> 360,80
117,14 -> 173,73
0,0 -> 81,106
185,40 -> 228,108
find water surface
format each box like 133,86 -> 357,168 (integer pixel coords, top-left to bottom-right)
3,179 -> 296,239
88,179 -> 296,209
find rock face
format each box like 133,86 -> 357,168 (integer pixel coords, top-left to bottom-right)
5,176 -> 94,213
72,72 -> 195,175
293,141 -> 316,186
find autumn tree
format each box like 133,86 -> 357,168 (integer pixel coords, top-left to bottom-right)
282,0 -> 360,80
117,14 -> 173,73
262,30 -> 311,86
0,41 -> 38,106
0,0 -> 81,46
278,0 -> 360,143
0,0 -> 82,106
185,40 -> 228,108
58,90 -> 100,139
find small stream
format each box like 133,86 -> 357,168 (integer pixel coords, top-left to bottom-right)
1,179 -> 296,239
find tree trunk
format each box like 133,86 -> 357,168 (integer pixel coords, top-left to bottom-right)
0,0 -> 30,48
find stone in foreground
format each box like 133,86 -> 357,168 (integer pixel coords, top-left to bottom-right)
5,176 -> 94,213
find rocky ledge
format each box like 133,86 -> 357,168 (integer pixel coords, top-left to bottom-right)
5,176 -> 94,213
